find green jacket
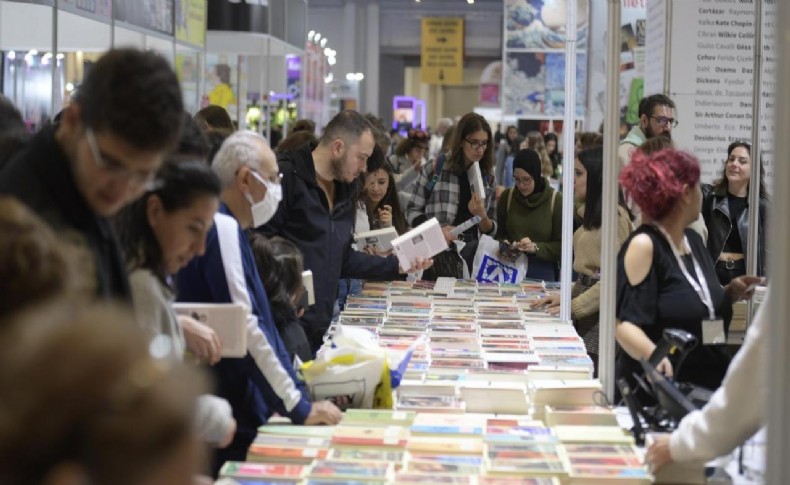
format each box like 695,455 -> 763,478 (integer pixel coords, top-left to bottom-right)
495,182 -> 562,263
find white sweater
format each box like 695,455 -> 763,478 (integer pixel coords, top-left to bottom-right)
669,290 -> 769,462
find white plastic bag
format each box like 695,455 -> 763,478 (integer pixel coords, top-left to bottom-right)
300,326 -> 422,409
471,234 -> 528,284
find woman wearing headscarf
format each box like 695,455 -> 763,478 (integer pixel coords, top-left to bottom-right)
495,149 -> 562,281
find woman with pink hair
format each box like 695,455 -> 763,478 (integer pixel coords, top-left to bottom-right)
615,148 -> 759,392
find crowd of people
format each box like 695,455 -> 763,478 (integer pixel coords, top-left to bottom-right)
0,47 -> 772,482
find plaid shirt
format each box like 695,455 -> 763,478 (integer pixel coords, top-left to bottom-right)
405,157 -> 497,235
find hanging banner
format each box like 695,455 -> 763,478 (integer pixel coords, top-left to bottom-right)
176,0 -> 206,47
286,54 -> 302,102
502,0 -> 589,117
420,17 -> 464,85
60,0 -> 112,18
114,0 -> 174,35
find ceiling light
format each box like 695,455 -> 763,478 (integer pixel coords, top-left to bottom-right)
320,38 -> 327,47
308,30 -> 315,40
314,33 -> 321,41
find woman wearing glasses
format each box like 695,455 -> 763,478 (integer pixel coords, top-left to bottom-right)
495,149 -> 562,281
701,141 -> 769,284
406,113 -> 497,279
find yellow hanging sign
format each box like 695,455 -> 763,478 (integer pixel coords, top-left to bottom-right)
421,17 -> 464,85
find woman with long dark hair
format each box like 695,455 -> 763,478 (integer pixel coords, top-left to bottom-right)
536,147 -> 633,371
405,112 -> 497,279
363,148 -> 409,235
116,159 -> 236,447
701,141 -> 769,284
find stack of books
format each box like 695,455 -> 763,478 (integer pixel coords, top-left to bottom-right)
218,411 -> 652,484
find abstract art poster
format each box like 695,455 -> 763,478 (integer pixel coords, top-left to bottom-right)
503,52 -> 546,116
505,0 -> 589,50
543,53 -> 587,117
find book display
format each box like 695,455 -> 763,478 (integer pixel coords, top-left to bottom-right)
216,279 -> 656,484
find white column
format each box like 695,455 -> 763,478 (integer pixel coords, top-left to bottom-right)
364,2 -> 380,115
599,0 -> 621,401
765,0 -> 790,481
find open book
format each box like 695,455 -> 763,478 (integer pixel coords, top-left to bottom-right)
391,217 -> 448,270
354,226 -> 399,252
172,303 -> 247,358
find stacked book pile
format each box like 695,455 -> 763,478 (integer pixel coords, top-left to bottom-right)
217,407 -> 651,484
326,279 -> 596,415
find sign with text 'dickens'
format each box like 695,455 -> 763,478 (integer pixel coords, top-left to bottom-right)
421,17 -> 464,85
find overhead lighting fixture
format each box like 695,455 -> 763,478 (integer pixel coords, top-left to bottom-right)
328,57 -> 336,66
467,0 -> 474,3
314,33 -> 321,41
308,30 -> 315,40
346,72 -> 364,81
56,53 -> 64,60
320,38 -> 327,47
7,51 -> 15,60
66,82 -> 75,92
324,73 -> 333,84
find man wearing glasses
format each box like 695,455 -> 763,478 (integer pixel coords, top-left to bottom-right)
0,48 -> 184,300
618,94 -> 677,170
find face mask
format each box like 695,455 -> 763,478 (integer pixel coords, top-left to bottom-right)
245,171 -> 283,228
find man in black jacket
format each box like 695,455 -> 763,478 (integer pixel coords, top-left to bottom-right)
261,110 -> 429,351
0,49 -> 184,301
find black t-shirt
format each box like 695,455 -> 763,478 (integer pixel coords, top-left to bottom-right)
453,170 -> 476,239
723,194 -> 747,253
616,225 -> 732,391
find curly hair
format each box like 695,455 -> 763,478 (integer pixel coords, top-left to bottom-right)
0,198 -> 89,319
620,148 -> 700,221
0,304 -> 204,485
75,48 -> 184,151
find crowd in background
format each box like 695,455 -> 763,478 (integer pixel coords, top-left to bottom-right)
0,47 -> 770,483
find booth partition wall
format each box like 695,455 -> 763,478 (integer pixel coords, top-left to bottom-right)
0,0 -> 307,132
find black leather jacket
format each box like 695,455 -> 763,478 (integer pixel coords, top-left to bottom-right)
701,184 -> 768,277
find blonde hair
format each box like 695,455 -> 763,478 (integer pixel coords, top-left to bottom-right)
526,131 -> 554,178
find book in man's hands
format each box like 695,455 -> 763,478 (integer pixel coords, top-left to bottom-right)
354,226 -> 399,252
391,217 -> 448,270
172,303 -> 247,358
468,161 -> 486,200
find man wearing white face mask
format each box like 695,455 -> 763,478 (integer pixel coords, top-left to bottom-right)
175,131 -> 342,476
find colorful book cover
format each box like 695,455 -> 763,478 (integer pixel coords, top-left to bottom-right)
308,460 -> 392,481
331,426 -> 409,448
219,462 -> 306,480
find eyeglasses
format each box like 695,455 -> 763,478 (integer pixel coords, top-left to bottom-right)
85,127 -> 156,189
464,138 -> 489,151
650,116 -> 678,128
514,175 -> 534,185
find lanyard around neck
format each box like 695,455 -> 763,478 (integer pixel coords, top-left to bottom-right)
653,223 -> 716,321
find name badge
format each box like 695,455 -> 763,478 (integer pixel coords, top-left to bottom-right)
702,319 -> 726,345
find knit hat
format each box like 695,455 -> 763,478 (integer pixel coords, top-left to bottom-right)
512,148 -> 545,193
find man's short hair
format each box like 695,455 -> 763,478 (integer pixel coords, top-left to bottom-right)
211,130 -> 269,189
319,110 -> 373,147
638,94 -> 675,118
75,48 -> 184,152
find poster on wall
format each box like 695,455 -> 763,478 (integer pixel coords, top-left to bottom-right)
175,0 -> 206,47
478,61 -> 501,108
502,0 -> 589,118
658,0 -> 775,185
203,54 -> 247,122
505,0 -> 589,50
114,0 -> 174,35
60,0 -> 112,18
